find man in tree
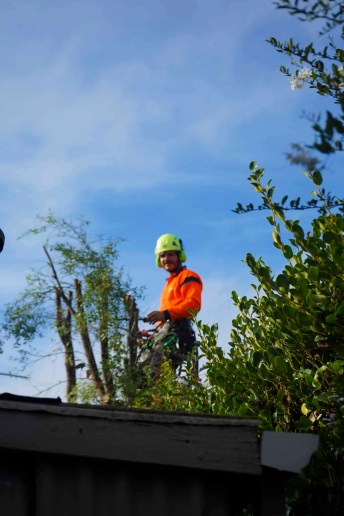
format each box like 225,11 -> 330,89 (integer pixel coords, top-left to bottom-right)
139,233 -> 203,378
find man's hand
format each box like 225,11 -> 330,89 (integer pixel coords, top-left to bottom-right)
146,310 -> 166,324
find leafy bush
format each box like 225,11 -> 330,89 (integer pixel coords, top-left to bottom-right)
196,165 -> 344,514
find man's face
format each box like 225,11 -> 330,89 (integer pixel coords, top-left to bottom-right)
159,251 -> 180,273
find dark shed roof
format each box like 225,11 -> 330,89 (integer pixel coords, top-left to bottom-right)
0,393 -> 261,475
0,393 -> 318,516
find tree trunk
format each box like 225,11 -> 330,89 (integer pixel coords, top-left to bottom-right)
99,293 -> 115,400
123,294 -> 140,400
124,294 -> 139,370
74,278 -> 106,400
55,289 -> 76,402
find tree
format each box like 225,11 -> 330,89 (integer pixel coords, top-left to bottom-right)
233,0 -> 343,215
197,166 -> 344,513
1,213 -> 144,404
202,3 -> 344,511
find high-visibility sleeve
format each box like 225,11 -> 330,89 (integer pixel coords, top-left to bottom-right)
159,267 -> 202,321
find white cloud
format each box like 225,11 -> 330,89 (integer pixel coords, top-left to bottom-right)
0,0 -> 303,211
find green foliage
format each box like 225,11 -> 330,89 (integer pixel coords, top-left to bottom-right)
274,0 -> 343,35
220,2 -> 344,497
202,203 -> 343,426
1,212 -> 144,403
270,1 -> 344,156
234,0 -> 344,216
68,380 -> 101,405
197,167 -> 344,513
132,359 -> 208,413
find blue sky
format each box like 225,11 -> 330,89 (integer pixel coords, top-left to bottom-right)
0,0 -> 342,398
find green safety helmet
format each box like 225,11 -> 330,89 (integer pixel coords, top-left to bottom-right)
155,233 -> 187,267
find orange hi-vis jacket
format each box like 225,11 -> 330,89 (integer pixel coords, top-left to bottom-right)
159,266 -> 203,321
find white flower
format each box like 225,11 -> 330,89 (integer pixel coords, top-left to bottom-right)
334,66 -> 344,90
289,67 -> 312,90
298,67 -> 312,80
290,76 -> 303,90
